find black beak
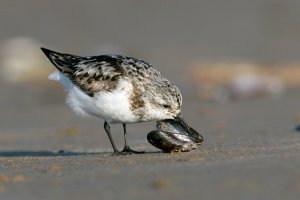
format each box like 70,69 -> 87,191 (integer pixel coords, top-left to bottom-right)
174,114 -> 197,138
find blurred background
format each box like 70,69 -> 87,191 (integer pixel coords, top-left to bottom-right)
0,0 -> 300,158
1,1 -> 300,199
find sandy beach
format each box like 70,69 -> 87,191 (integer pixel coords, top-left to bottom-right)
1,1 -> 300,199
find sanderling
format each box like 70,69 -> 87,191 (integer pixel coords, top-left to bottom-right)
41,47 -> 192,155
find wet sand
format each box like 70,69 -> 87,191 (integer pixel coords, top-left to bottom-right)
1,78 -> 300,200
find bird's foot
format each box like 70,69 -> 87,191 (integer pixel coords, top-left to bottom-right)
120,146 -> 145,154
111,147 -> 145,156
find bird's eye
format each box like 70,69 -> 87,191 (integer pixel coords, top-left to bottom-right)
162,104 -> 170,109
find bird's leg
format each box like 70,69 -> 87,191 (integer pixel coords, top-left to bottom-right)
121,124 -> 145,154
104,121 -> 120,155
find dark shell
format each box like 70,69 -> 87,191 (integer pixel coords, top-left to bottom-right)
147,119 -> 204,153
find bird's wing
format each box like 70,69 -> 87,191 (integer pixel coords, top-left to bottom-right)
71,56 -> 127,96
71,55 -> 164,97
41,48 -> 126,96
41,47 -> 167,97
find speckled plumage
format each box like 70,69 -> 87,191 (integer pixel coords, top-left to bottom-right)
41,47 -> 183,154
42,48 -> 182,123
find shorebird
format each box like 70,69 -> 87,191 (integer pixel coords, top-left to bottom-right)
41,47 -> 192,155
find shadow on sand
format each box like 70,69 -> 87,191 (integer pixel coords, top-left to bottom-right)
0,150 -> 162,157
0,150 -> 103,157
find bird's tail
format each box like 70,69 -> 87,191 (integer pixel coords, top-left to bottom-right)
41,47 -> 80,74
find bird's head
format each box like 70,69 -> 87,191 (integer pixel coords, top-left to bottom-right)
142,83 -> 182,121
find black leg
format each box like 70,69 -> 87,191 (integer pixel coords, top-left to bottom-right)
123,124 -> 129,149
121,124 -> 145,154
104,121 -> 120,154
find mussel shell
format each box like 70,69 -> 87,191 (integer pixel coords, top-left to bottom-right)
147,119 -> 204,153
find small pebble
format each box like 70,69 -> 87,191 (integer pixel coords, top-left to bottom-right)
12,175 -> 25,182
0,175 -> 9,183
294,125 -> 300,132
49,165 -> 61,173
152,178 -> 170,190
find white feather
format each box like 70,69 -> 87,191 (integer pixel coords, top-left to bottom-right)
48,71 -> 138,123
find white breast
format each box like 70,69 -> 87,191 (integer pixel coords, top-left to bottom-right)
49,71 -> 138,123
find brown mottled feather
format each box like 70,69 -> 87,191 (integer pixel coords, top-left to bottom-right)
41,48 -> 182,111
